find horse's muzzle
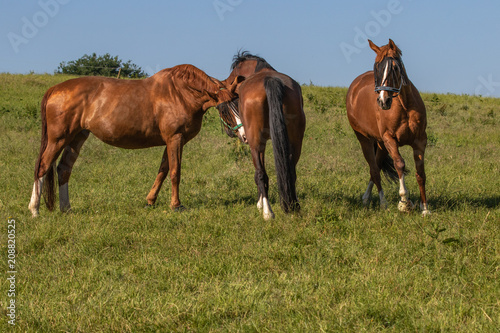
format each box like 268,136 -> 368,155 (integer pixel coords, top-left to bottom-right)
377,95 -> 392,110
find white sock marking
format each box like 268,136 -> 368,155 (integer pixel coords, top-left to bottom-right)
262,197 -> 275,220
28,177 -> 44,217
399,175 -> 408,201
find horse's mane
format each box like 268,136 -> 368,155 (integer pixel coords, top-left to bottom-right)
230,50 -> 275,72
166,64 -> 221,92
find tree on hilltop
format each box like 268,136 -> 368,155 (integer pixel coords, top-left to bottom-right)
56,53 -> 147,78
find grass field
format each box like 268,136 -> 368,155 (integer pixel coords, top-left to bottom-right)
0,73 -> 499,332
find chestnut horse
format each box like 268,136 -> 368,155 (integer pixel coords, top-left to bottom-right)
217,51 -> 306,219
346,39 -> 430,216
29,64 -> 241,217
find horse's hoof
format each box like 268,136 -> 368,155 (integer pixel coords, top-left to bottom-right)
144,204 -> 156,209
61,207 -> 72,214
173,205 -> 186,213
292,202 -> 301,213
398,199 -> 414,213
362,194 -> 372,207
420,202 -> 431,217
263,212 -> 275,220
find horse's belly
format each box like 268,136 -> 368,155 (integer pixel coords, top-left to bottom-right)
98,134 -> 165,149
91,124 -> 165,149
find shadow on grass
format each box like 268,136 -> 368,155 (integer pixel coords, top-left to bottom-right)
298,187 -> 367,210
429,194 -> 500,211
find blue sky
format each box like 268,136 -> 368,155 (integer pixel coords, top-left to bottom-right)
1,0 -> 499,97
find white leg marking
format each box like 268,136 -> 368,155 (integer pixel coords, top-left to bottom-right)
398,175 -> 414,212
420,202 -> 431,217
257,194 -> 263,211
398,175 -> 408,201
362,181 -> 374,206
59,183 -> 71,212
262,197 -> 275,220
379,190 -> 388,210
28,177 -> 44,217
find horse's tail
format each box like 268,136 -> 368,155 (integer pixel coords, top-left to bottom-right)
376,143 -> 408,184
265,77 -> 299,213
35,88 -> 56,211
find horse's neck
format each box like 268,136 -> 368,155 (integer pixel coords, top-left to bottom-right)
226,66 -> 276,82
257,67 -> 276,74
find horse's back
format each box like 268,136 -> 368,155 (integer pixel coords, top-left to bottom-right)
46,76 -> 147,113
239,71 -> 304,132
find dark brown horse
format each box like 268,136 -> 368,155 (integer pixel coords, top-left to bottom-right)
346,39 -> 430,216
217,51 -> 306,219
29,64 -> 242,217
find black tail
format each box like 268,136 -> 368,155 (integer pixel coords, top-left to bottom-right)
35,89 -> 56,211
376,143 -> 408,184
265,77 -> 299,213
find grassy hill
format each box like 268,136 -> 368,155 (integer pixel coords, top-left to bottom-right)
0,73 -> 498,331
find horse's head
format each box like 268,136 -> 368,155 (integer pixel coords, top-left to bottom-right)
216,98 -> 247,143
212,75 -> 247,143
369,39 -> 408,110
202,75 -> 244,110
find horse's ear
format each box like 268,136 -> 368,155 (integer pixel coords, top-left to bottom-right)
389,39 -> 397,50
228,75 -> 245,94
368,40 -> 380,53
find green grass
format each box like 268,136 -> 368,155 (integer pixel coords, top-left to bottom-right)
0,74 -> 499,332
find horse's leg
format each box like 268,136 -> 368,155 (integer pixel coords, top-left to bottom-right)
146,147 -> 169,206
288,144 -> 301,212
362,181 -> 375,206
252,147 -> 274,220
412,137 -> 431,216
383,135 -> 413,212
29,177 -> 45,217
288,122 -> 304,212
166,134 -> 185,211
29,139 -> 69,217
56,130 -> 90,212
374,145 -> 392,208
355,133 -> 386,208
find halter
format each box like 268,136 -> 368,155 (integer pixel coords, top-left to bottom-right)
374,80 -> 403,96
217,99 -> 243,133
374,57 -> 406,97
220,117 -> 243,132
